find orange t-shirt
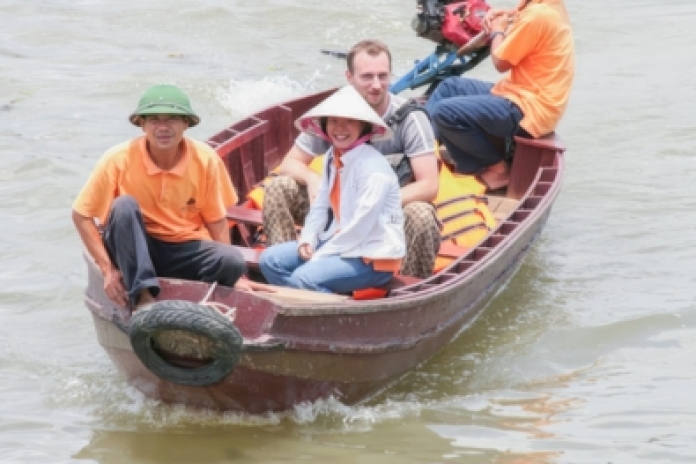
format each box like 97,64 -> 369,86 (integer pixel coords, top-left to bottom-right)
491,0 -> 575,137
72,136 -> 238,242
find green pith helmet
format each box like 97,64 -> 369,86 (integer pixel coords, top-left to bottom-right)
129,84 -> 200,127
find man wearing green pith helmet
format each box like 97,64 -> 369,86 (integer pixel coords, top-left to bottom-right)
72,84 -> 267,310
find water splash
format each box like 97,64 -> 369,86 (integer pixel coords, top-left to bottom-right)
215,71 -> 330,120
47,362 -> 431,431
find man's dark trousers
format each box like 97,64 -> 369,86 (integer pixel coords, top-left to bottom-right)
426,77 -> 524,174
103,195 -> 246,306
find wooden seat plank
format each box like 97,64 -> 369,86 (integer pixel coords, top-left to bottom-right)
227,205 -> 263,226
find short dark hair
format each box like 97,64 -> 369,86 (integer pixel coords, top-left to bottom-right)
346,39 -> 392,73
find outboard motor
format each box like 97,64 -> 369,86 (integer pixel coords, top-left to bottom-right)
412,0 -> 490,48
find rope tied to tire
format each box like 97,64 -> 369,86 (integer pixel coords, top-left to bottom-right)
198,282 -> 237,322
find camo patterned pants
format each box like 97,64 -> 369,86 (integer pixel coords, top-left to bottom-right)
263,176 -> 440,278
263,175 -> 310,246
401,201 -> 441,279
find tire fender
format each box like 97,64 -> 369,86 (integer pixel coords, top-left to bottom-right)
128,300 -> 242,386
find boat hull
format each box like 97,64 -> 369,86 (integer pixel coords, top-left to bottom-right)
86,197 -> 555,412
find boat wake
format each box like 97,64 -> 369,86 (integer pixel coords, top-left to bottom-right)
49,365 -> 429,430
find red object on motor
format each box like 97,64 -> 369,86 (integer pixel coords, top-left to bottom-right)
440,0 -> 490,47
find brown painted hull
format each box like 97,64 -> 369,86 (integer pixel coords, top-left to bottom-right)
83,90 -> 565,413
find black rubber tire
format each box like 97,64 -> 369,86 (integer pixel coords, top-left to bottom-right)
128,300 -> 242,386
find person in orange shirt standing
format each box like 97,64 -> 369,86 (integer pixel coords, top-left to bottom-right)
425,0 -> 574,190
72,84 -> 262,310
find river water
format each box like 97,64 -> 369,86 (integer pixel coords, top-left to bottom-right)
2,0 -> 696,462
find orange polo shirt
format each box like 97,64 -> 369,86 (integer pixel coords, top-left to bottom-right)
491,0 -> 574,137
73,136 -> 238,243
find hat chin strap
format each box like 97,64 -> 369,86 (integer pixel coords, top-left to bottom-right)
345,134 -> 373,151
306,120 -> 332,143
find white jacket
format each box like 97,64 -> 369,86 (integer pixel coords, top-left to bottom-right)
299,144 -> 406,261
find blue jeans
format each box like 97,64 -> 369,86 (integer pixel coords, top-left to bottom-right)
259,241 -> 394,294
425,77 -> 523,174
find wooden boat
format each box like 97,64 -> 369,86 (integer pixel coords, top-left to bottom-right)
83,88 -> 566,414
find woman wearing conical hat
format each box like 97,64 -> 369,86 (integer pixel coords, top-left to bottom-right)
259,86 -> 406,294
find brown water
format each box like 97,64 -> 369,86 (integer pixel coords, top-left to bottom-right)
2,1 -> 696,462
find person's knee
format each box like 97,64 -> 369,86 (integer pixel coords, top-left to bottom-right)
110,195 -> 139,219
429,104 -> 447,127
403,202 -> 437,225
403,202 -> 441,242
222,249 -> 246,273
435,77 -> 460,96
216,247 -> 247,284
403,202 -> 418,218
106,196 -> 143,235
427,99 -> 442,119
265,176 -> 299,203
258,248 -> 274,274
259,244 -> 300,282
429,100 -> 468,131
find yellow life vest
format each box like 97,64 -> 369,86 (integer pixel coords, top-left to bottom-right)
430,150 -> 496,272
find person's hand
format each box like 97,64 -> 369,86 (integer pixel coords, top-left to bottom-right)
489,14 -> 510,34
305,173 -> 322,204
483,9 -> 505,33
298,243 -> 313,261
103,265 -> 127,307
483,8 -> 513,33
234,276 -> 276,293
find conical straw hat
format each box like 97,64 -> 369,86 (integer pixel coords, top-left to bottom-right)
295,86 -> 393,142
